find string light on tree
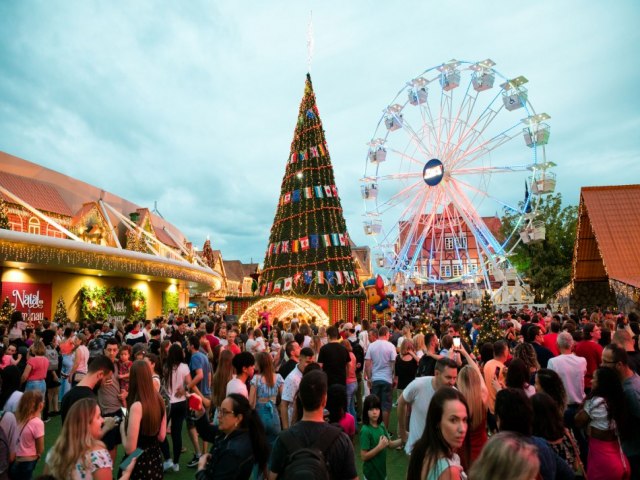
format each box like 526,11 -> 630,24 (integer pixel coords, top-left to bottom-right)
474,291 -> 502,354
258,74 -> 360,298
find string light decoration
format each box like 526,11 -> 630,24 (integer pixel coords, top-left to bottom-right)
259,74 -> 361,297
240,295 -> 330,327
474,291 -> 502,352
0,197 -> 10,230
0,231 -> 221,288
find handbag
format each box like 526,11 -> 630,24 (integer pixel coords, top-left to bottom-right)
566,428 -> 586,479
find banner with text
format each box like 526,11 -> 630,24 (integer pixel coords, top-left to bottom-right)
1,282 -> 52,322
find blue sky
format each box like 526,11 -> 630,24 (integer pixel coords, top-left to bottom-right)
0,1 -> 638,263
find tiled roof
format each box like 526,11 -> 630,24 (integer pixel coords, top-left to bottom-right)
223,260 -> 258,282
573,185 -> 640,288
0,171 -> 73,217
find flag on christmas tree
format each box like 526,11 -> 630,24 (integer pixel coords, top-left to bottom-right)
259,74 -> 360,296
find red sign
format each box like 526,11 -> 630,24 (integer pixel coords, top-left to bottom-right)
1,282 -> 52,322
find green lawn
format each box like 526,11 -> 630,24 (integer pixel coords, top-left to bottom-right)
38,403 -> 409,479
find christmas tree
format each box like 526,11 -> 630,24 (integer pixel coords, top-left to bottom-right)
0,197 -> 10,230
474,292 -> 502,352
0,297 -> 14,322
53,296 -> 67,323
259,74 -> 360,296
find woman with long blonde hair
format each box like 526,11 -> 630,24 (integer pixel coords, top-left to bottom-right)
457,365 -> 488,468
413,333 -> 427,359
468,431 -> 539,480
46,397 -> 136,479
119,360 -> 166,480
211,349 -> 234,415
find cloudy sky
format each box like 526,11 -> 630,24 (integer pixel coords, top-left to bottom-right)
0,1 -> 638,264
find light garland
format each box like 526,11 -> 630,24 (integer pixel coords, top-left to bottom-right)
239,295 -> 331,327
272,206 -> 343,228
0,233 -> 220,287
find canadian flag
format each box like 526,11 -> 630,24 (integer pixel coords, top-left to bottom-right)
324,185 -> 333,197
338,233 -> 347,246
300,236 -> 310,251
283,277 -> 293,291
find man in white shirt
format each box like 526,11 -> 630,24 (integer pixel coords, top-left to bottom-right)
226,352 -> 255,398
364,326 -> 397,428
397,357 -> 458,454
548,331 -> 587,452
280,347 -> 314,429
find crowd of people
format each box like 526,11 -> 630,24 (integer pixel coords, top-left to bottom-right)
0,296 -> 639,480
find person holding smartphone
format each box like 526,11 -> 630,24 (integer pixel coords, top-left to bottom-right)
482,341 -> 509,433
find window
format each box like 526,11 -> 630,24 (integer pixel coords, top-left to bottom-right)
444,237 -> 454,250
455,236 -> 467,248
466,260 -> 478,275
452,262 -> 463,277
440,263 -> 451,278
28,217 -> 40,235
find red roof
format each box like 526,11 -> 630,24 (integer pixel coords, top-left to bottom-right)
0,171 -> 73,217
574,185 -> 640,288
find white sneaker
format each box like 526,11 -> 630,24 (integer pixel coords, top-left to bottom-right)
172,464 -> 180,472
163,459 -> 174,471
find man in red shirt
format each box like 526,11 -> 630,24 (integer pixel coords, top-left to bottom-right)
573,322 -> 602,392
542,321 -> 561,357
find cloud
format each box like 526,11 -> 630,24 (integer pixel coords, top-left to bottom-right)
0,0 -> 638,264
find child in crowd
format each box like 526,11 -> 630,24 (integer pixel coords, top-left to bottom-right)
360,394 -> 402,480
117,344 -> 132,406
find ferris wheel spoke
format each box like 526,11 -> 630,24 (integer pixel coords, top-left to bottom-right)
446,98 -> 502,169
451,164 -> 532,176
398,117 -> 435,160
375,180 -> 424,215
450,123 -> 521,170
441,81 -> 476,164
445,180 -> 504,255
416,96 -> 439,156
450,177 -> 523,214
375,171 -> 423,182
395,187 -> 442,273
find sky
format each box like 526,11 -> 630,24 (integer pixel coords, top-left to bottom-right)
0,1 -> 638,264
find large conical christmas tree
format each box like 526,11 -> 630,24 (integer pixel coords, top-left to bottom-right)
259,74 -> 360,297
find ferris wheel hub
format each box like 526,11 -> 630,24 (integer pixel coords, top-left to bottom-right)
423,159 -> 445,186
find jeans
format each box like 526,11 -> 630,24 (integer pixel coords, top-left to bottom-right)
346,382 -> 357,422
10,459 -> 38,480
255,401 -> 281,446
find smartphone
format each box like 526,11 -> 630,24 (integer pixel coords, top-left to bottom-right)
453,336 -> 461,349
494,366 -> 501,379
120,448 -> 144,470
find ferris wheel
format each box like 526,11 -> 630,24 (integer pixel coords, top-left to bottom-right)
362,58 -> 556,293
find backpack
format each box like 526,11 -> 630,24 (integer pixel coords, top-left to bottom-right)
348,339 -> 365,373
0,413 -> 10,480
279,425 -> 341,480
88,336 -> 106,359
44,345 -> 59,370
